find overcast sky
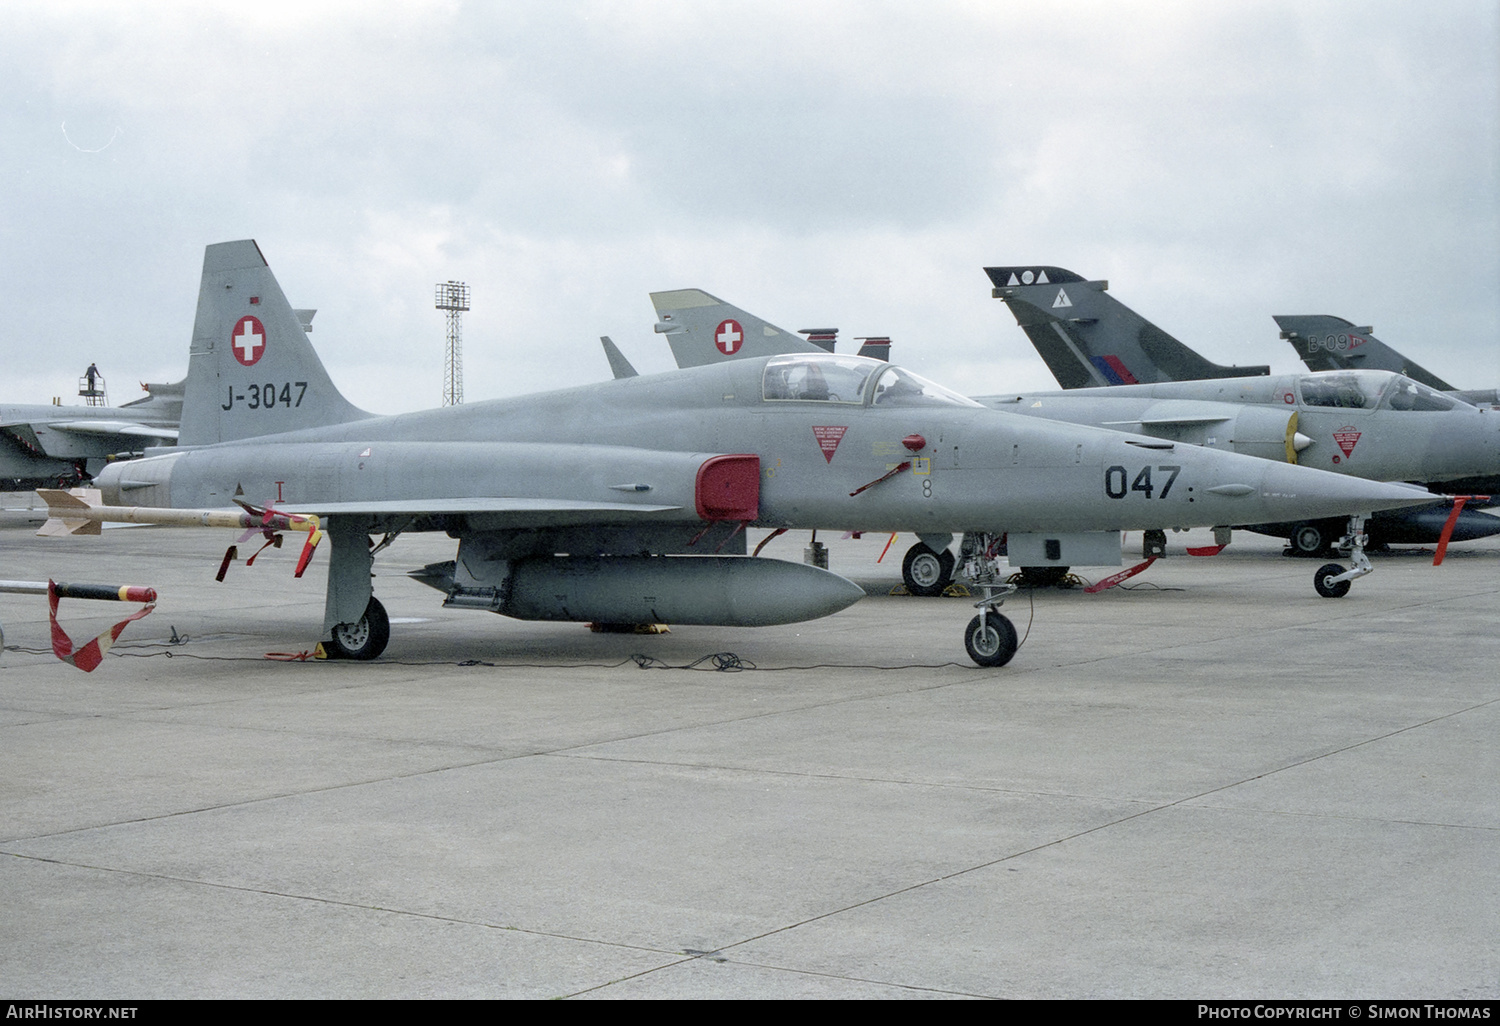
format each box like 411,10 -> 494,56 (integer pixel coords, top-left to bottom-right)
3,0 -> 1496,414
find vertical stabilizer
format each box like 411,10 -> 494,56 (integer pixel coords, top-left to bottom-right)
985,266 -> 1270,388
600,336 -> 639,379
179,241 -> 372,446
1274,314 -> 1456,391
649,288 -> 824,369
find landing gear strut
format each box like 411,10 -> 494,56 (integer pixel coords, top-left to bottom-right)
1312,515 -> 1374,599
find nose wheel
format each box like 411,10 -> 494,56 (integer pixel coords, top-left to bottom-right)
963,580 -> 1019,667
965,611 -> 1017,667
1311,515 -> 1374,599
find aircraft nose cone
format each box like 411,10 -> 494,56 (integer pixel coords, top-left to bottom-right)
1256,461 -> 1434,519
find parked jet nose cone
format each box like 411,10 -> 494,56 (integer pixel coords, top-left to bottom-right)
1255,461 -> 1435,520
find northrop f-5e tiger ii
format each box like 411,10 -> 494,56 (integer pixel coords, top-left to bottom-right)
44,241 -> 1436,667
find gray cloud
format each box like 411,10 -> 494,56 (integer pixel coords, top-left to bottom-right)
0,0 -> 1494,412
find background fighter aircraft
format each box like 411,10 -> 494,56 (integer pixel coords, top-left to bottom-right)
1,381 -> 182,488
985,266 -> 1500,554
1274,314 -> 1499,409
44,242 -> 1439,666
981,266 -> 1271,388
649,286 -> 1500,581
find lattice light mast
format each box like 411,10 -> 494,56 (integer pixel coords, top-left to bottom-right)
435,281 -> 470,406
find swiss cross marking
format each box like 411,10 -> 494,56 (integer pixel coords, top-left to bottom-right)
232,316 -> 267,367
715,319 -> 744,356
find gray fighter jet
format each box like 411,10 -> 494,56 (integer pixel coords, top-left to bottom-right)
985,266 -> 1500,555
648,286 -> 1500,587
1274,315 -> 1498,409
1,381 -> 182,488
51,241 -> 1435,668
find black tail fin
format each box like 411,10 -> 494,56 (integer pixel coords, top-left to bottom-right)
1274,314 -> 1457,391
985,266 -> 1270,388
179,241 -> 372,446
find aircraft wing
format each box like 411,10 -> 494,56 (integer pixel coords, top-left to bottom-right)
1100,413 -> 1233,427
1093,399 -> 1236,429
277,497 -> 681,520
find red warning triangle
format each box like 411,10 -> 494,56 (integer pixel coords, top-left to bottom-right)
812,425 -> 847,463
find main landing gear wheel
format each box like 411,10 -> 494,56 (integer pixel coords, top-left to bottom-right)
902,543 -> 955,597
326,596 -> 391,660
1290,522 -> 1332,557
964,612 -> 1018,667
1314,563 -> 1351,599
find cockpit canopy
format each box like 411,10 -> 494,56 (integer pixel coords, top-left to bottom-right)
762,354 -> 980,408
1297,370 -> 1466,412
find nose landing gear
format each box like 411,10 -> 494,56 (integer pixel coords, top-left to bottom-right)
1312,515 -> 1374,599
961,545 -> 1020,666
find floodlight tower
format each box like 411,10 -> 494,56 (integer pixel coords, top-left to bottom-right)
435,281 -> 470,406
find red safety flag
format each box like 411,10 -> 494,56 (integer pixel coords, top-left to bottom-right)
48,581 -> 156,672
1083,557 -> 1158,593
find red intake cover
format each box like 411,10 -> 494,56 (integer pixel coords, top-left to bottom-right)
696,454 -> 761,521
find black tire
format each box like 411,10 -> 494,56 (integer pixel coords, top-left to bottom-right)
1290,522 -> 1331,556
1017,565 -> 1070,588
1314,563 -> 1351,599
902,543 -> 953,597
326,596 -> 391,660
965,612 -> 1018,667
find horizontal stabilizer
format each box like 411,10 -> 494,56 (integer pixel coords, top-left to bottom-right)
47,421 -> 180,440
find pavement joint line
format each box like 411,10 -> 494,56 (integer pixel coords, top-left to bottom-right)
0,754 -> 519,845
0,670 -> 1028,844
545,751 -> 1499,831
0,846 -> 991,999
12,695 -> 1483,977
0,843 -> 1010,1000
547,750 -> 1169,806
561,951 -> 991,999
1020,590 -> 1500,670
1160,803 -> 1499,832
0,849 -> 687,963
693,695 -> 1500,959
3,671 -> 1491,846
